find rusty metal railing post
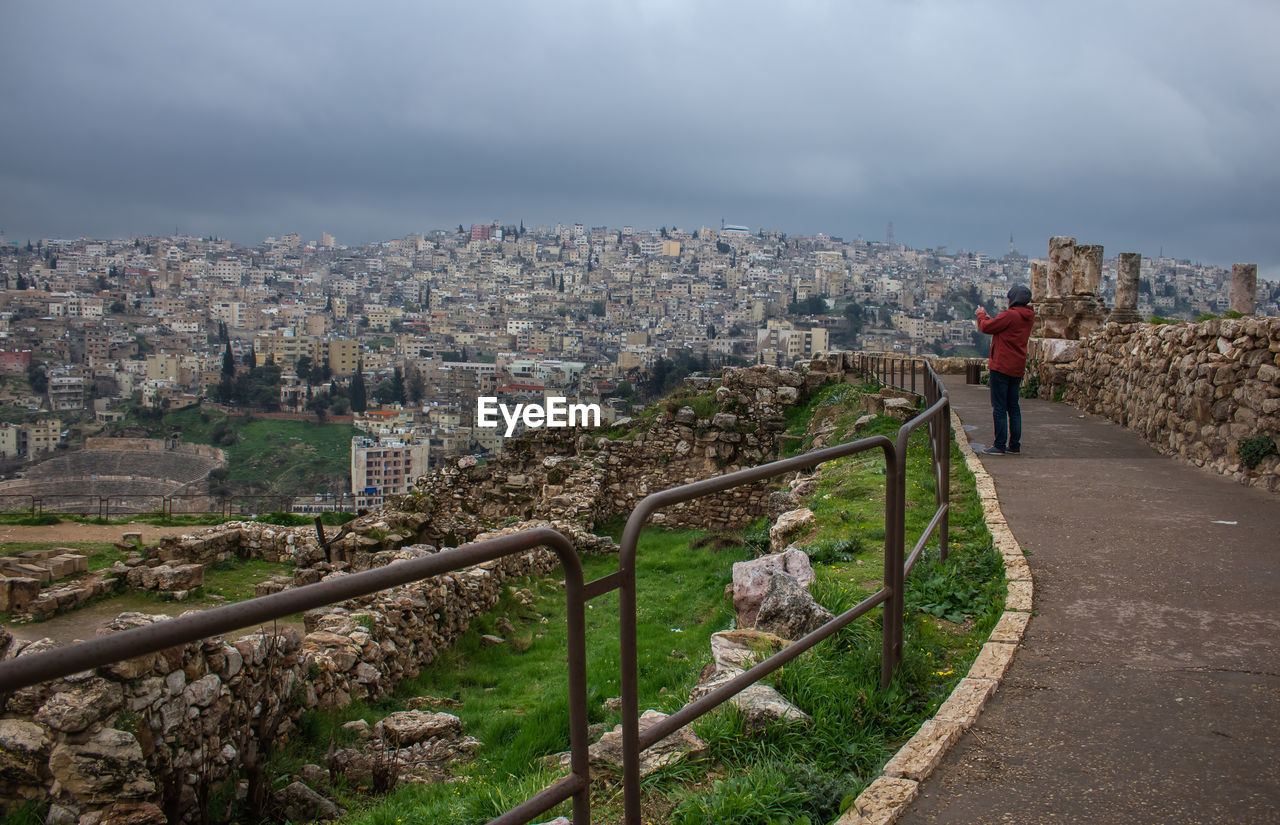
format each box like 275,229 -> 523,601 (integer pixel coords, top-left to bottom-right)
935,368 -> 951,563
881,450 -> 903,688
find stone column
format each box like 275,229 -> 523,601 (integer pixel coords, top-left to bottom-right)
1108,252 -> 1142,324
1229,263 -> 1257,315
1073,244 -> 1103,294
1047,236 -> 1075,299
1030,261 -> 1047,301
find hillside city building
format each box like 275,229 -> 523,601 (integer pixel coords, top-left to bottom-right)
1,223 -> 1274,506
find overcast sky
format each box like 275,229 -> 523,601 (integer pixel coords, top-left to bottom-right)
2,1 -> 1277,277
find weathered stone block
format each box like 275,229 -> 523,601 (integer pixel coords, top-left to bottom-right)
0,577 -> 41,612
48,728 -> 155,803
934,677 -> 997,729
969,641 -> 1018,681
0,719 -> 50,786
881,718 -> 962,782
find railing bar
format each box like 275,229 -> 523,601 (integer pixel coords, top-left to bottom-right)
486,774 -> 590,825
638,588 -> 891,748
0,528 -> 578,693
584,570 -> 622,600
904,503 -> 949,576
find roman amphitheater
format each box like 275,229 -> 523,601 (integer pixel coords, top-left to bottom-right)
0,437 -> 225,514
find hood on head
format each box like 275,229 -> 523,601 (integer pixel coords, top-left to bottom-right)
1007,284 -> 1032,307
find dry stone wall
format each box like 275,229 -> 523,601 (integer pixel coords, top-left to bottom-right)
1029,316 -> 1280,491
397,362 -> 830,534
0,521 -> 598,824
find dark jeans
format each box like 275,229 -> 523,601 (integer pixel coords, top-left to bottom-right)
989,369 -> 1022,451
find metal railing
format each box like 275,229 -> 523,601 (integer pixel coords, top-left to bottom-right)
0,356 -> 952,825
0,494 -> 324,519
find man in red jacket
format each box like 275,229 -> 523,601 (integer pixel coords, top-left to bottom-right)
976,284 -> 1035,455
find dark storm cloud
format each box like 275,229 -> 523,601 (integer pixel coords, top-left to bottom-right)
1,0 -> 1276,275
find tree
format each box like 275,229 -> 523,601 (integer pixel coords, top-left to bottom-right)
706,324 -> 717,340
373,379 -> 395,406
591,300 -> 606,317
308,390 -> 330,423
110,301 -> 126,314
243,344 -> 256,368
648,357 -> 672,397
222,343 -> 236,377
407,365 -> 425,404
295,355 -> 313,386
788,295 -> 827,317
843,301 -> 865,333
15,273 -> 26,290
26,362 -> 48,394
391,366 -> 405,405
348,364 -> 367,413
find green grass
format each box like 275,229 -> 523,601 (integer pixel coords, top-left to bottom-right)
276,529 -> 751,823
0,512 -> 62,526
0,800 -> 47,825
108,406 -> 360,498
663,401 -> 1001,823
0,540 -> 120,570
203,557 -> 295,602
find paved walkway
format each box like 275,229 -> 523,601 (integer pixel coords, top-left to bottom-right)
898,382 -> 1280,825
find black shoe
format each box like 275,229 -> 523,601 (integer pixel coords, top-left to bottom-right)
1007,448 -> 1021,455
982,446 -> 1006,455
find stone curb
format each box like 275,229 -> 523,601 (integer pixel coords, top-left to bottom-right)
836,408 -> 1033,825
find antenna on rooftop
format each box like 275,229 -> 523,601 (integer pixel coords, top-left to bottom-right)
886,221 -> 894,244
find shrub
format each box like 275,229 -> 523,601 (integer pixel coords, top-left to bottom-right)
669,764 -> 814,825
1238,435 -> 1278,470
1019,371 -> 1040,399
740,520 -> 771,555
806,535 -> 865,565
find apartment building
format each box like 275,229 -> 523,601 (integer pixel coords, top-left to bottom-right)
351,436 -> 429,511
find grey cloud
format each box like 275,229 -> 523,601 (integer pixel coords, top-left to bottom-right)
1,0 -> 1277,277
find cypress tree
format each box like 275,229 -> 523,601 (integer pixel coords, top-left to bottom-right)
348,363 -> 367,413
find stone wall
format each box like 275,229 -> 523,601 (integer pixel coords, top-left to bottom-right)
83,438 -> 225,462
0,522 -> 600,824
1029,317 -> 1280,491
395,362 -> 828,536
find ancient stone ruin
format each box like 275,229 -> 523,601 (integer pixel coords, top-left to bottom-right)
1031,235 -> 1109,339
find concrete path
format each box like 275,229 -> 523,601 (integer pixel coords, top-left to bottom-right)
898,382 -> 1280,825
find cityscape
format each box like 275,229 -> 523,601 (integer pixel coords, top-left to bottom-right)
0,222 -> 1275,510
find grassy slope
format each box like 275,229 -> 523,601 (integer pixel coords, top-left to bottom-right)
144,407 -> 358,497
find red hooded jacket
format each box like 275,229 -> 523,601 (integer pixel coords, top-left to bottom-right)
978,305 -> 1035,378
